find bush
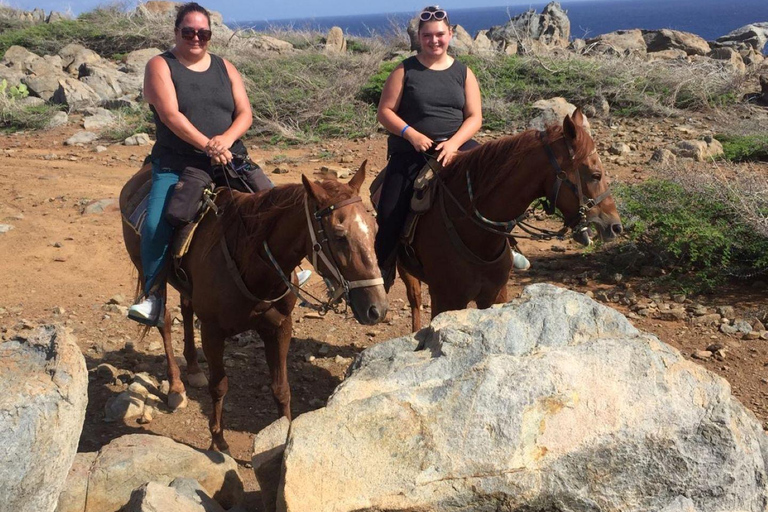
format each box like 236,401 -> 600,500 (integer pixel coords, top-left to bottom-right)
615,179 -> 768,289
714,134 -> 768,162
99,104 -> 154,142
237,51 -> 381,140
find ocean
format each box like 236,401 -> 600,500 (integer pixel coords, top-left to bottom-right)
234,0 -> 768,47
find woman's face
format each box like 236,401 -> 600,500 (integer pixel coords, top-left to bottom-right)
418,20 -> 452,57
174,11 -> 211,56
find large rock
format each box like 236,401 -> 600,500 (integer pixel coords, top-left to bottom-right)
22,71 -> 68,102
122,48 -> 161,74
324,26 -> 346,54
124,482 -> 205,512
670,137 -> 724,161
58,43 -> 103,75
715,22 -> 768,53
528,97 -> 590,133
0,326 -> 88,512
52,77 -> 101,109
79,63 -> 125,101
642,29 -> 711,56
708,47 -> 746,73
55,434 -> 243,512
278,284 -> 768,511
252,417 -> 290,512
449,24 -> 474,55
585,29 -> 647,57
487,1 -> 570,50
248,35 -> 295,53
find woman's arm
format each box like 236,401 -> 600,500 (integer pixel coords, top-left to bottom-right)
377,63 -> 433,153
435,67 -> 483,165
205,58 -> 253,160
143,56 -> 211,152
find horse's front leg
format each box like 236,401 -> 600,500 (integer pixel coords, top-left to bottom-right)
398,262 -> 423,332
201,322 -> 229,452
429,287 -> 471,321
181,297 -> 208,388
157,294 -> 187,410
256,309 -> 292,420
476,284 -> 508,310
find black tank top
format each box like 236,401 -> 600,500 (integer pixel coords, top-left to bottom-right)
388,56 -> 467,155
150,51 -> 246,171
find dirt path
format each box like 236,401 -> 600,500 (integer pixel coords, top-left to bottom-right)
1,118 -> 767,509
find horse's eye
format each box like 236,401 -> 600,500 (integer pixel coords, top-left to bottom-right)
591,172 -> 602,181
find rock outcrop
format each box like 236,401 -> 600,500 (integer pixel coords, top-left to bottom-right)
276,284 -> 768,511
0,326 -> 88,512
488,1 -> 571,51
55,434 -> 243,512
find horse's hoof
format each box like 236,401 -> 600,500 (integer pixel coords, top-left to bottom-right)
168,391 -> 188,410
187,371 -> 208,388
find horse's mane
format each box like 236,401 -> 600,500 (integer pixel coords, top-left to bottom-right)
200,178 -> 359,264
441,122 -> 595,200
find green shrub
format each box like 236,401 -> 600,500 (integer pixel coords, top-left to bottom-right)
615,179 -> 768,289
714,134 -> 768,162
358,58 -> 402,105
0,102 -> 62,131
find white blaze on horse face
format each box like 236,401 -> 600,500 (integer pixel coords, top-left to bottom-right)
354,213 -> 370,236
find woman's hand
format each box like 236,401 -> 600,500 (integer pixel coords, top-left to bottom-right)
211,149 -> 233,166
404,128 -> 433,153
205,135 -> 233,158
434,139 -> 461,165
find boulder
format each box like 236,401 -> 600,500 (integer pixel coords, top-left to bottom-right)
642,29 -> 711,56
82,108 -> 116,130
487,1 -> 570,50
649,147 -> 677,166
708,47 -> 746,73
55,434 -> 243,512
406,16 -> 420,51
471,30 -> 497,55
528,97 -> 590,133
58,43 -> 103,75
252,417 -> 290,512
0,325 -> 88,512
169,478 -> 226,512
645,48 -> 688,61
122,48 -> 162,74
52,77 -> 101,109
22,71 -> 68,102
46,111 -> 69,129
449,24 -> 474,55
124,482 -> 206,512
249,35 -> 295,53
670,137 -> 724,161
585,29 -> 647,57
277,284 -> 768,511
79,64 -> 125,101
324,26 -> 346,54
715,22 -> 768,53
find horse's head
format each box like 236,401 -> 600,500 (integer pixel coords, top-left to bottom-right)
549,109 -> 623,246
301,161 -> 388,325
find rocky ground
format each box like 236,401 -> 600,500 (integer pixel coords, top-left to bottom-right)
1,112 -> 767,509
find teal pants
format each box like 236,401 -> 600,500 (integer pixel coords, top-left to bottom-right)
140,161 -> 181,296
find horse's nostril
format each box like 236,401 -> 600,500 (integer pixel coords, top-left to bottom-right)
368,305 -> 380,322
612,223 -> 623,236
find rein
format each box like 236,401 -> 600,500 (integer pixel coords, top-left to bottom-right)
264,193 -> 383,314
435,129 -> 615,264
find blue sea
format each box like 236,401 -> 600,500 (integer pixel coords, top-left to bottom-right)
234,0 -> 768,48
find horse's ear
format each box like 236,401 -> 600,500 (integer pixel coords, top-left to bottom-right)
302,174 -> 329,204
348,160 -> 367,194
563,108 -> 582,141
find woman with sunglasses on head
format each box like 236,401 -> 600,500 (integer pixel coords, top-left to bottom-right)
374,5 -> 530,290
128,2 -> 311,325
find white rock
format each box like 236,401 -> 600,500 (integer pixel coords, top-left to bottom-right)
0,325 -> 88,512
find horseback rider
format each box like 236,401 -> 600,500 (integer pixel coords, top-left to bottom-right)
128,2 -> 309,325
374,5 -> 530,290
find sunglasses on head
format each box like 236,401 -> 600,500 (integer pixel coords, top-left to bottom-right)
179,27 -> 212,42
419,8 -> 448,22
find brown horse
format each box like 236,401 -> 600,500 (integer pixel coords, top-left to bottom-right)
398,109 -> 622,331
120,162 -> 387,451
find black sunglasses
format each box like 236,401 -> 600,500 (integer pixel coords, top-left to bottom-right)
419,8 -> 448,22
179,27 -> 212,42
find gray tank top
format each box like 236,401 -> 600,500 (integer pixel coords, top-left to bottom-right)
388,56 -> 467,155
150,51 -> 246,171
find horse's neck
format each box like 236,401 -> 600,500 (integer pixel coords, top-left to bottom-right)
229,190 -> 310,287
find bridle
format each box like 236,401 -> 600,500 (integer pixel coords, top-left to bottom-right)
434,130 -> 615,264
264,193 -> 383,314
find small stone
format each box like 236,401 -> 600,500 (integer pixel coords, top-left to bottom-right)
107,294 -> 125,305
124,133 -> 151,146
319,165 -> 350,179
94,145 -> 108,153
317,345 -> 330,356
272,167 -> 289,174
96,363 -> 119,381
717,305 -> 735,319
720,324 -> 739,335
672,294 -> 686,304
304,354 -> 316,362
692,350 -> 712,360
52,306 -> 65,315
743,331 -> 761,340
733,319 -> 753,334
0,224 -> 14,234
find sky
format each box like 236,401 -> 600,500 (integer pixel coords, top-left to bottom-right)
1,0 -> 598,22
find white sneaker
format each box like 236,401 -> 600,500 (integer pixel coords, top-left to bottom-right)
127,294 -> 162,325
296,269 -> 312,287
512,250 -> 531,271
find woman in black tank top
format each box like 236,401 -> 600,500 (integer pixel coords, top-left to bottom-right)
374,6 -> 484,290
128,2 -> 254,325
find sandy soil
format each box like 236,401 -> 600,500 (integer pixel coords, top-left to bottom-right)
1,116 -> 767,510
